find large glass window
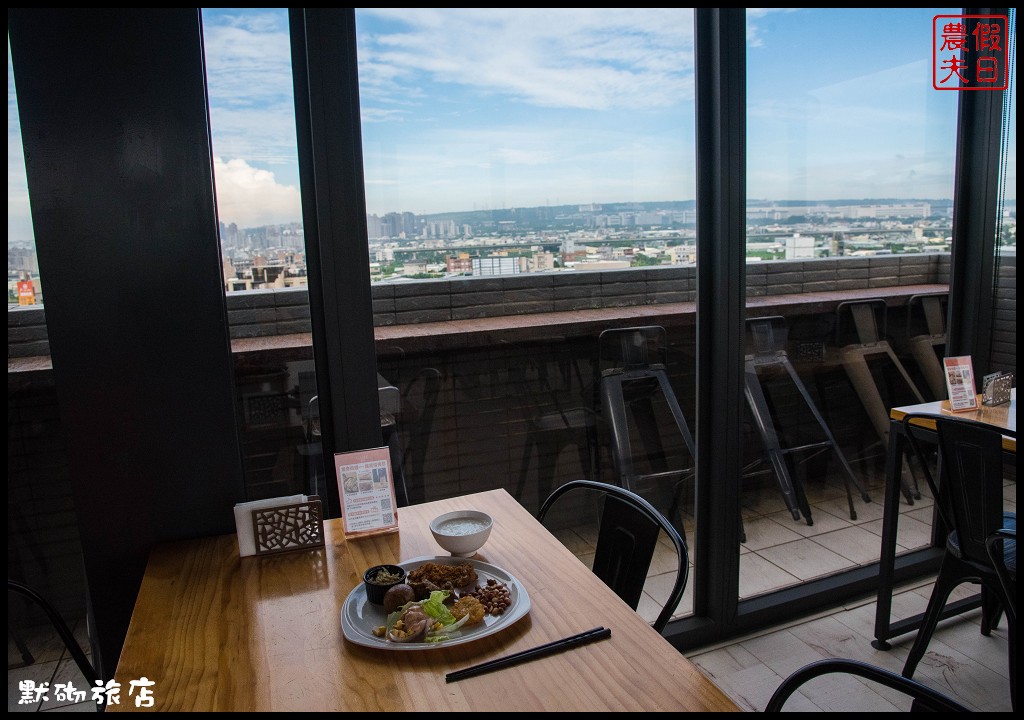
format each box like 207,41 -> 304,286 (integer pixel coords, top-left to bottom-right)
991,8 -> 1016,371
202,8 -> 323,502
740,8 -> 960,600
356,8 -> 699,623
8,38 -> 41,306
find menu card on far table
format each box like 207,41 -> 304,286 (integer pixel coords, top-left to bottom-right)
943,355 -> 979,412
335,446 -> 400,538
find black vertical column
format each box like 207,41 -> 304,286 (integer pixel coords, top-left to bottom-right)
693,8 -> 746,626
8,9 -> 245,677
290,8 -> 382,519
945,7 -> 1010,376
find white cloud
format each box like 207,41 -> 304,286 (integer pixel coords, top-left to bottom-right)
212,157 -> 301,228
746,8 -> 799,47
357,8 -> 695,111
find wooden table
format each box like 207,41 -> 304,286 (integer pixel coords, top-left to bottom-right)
109,488 -> 739,712
872,390 -> 1016,649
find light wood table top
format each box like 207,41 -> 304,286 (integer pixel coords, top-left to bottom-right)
109,488 -> 739,712
890,388 -> 1015,452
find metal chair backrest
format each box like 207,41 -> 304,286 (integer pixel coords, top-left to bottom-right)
747,315 -> 788,357
599,326 -> 669,374
907,292 -> 948,339
538,479 -> 689,634
765,658 -> 971,712
902,413 -> 1014,565
836,298 -> 888,347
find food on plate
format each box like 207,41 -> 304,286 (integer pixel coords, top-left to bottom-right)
375,590 -> 477,643
451,596 -> 485,626
383,583 -> 416,614
407,561 -> 478,598
388,603 -> 432,642
461,578 -> 512,616
369,567 -> 403,585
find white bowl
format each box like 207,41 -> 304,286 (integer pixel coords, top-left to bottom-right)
429,510 -> 493,557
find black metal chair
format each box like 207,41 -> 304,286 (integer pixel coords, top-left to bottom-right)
900,414 -> 1016,710
986,527 -> 1016,627
765,658 -> 971,712
538,479 -> 689,635
305,392 -> 412,507
8,579 -> 98,687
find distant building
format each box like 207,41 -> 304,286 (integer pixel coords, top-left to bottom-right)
446,254 -> 474,274
366,213 -> 383,239
472,257 -> 521,276
786,233 -> 815,259
528,252 -> 556,272
842,203 -> 931,219
8,245 -> 39,274
669,246 -> 696,264
402,261 -> 429,275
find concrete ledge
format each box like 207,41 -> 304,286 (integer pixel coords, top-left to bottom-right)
10,253 -> 990,363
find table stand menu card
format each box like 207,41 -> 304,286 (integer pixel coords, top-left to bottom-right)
943,355 -> 978,412
335,446 -> 400,538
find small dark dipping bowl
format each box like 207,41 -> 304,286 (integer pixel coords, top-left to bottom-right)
363,564 -> 407,605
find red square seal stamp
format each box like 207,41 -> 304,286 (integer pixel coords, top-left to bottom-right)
933,14 -> 1009,90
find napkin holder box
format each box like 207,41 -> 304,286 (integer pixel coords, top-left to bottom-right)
982,372 -> 1013,407
236,495 -> 325,557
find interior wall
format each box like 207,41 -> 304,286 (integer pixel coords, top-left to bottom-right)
8,8 -> 246,677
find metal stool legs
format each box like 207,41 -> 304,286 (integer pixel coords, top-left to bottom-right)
837,300 -> 926,503
744,316 -> 870,525
598,327 -> 695,541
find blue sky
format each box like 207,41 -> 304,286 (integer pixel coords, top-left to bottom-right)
8,7 -> 1016,238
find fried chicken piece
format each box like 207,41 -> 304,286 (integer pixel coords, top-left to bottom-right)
407,562 -> 478,591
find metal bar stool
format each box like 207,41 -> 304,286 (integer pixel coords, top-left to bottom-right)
905,292 -> 948,402
743,316 -> 871,525
514,353 -> 600,508
597,326 -> 694,540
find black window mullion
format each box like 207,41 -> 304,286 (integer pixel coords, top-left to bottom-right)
693,7 -> 746,626
290,8 -> 381,518
945,6 -> 1010,375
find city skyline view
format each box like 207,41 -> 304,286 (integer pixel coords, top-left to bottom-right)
8,8 -> 1016,247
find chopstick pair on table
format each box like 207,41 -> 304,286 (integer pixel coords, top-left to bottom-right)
445,626 -> 611,683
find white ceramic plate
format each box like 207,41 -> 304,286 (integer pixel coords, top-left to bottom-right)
341,555 -> 530,650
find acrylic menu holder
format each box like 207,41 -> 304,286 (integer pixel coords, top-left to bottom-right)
335,446 -> 400,538
943,355 -> 978,412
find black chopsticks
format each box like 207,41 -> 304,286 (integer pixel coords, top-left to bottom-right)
445,626 -> 611,683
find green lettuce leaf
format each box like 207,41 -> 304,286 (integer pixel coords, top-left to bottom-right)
420,590 -> 456,626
